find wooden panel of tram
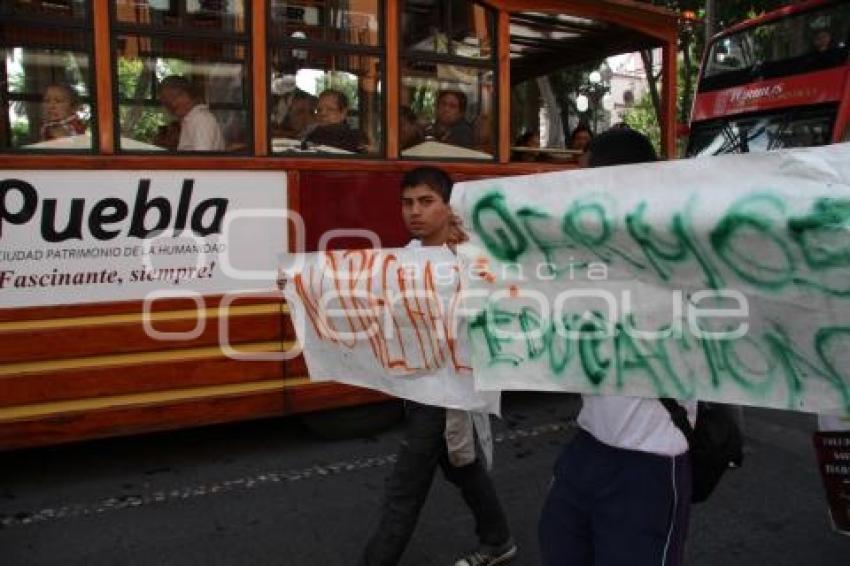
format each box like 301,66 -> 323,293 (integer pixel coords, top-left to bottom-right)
0,296 -> 381,450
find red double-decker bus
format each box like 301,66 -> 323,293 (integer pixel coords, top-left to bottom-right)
687,0 -> 850,156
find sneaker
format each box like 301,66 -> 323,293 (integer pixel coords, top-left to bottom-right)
453,538 -> 517,566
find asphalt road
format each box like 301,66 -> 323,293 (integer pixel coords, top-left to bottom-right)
1,393 -> 848,565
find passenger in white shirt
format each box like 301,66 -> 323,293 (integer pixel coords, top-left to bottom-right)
539,128 -> 697,566
359,166 -> 516,566
158,75 -> 225,152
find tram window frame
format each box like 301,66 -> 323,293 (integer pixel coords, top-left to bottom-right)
399,0 -> 498,162
0,2 -> 97,153
110,1 -> 253,154
269,0 -> 381,47
2,0 -> 88,20
402,0 -> 494,61
266,0 -> 386,159
113,0 -> 248,34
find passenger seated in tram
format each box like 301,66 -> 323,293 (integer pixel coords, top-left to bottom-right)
158,75 -> 225,151
512,130 -> 541,162
40,83 -> 87,141
302,89 -> 365,153
426,89 -> 474,148
271,88 -> 318,139
569,124 -> 593,154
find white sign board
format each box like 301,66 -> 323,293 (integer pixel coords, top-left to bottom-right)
0,171 -> 286,308
285,246 -> 500,413
452,144 -> 850,415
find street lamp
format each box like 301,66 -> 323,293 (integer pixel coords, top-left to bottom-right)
679,9 -> 702,124
575,66 -> 612,133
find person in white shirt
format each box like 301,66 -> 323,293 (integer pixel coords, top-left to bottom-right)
538,128 -> 697,566
158,75 -> 225,152
359,166 -> 516,566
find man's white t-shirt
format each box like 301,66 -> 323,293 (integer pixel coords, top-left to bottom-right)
578,395 -> 697,456
178,104 -> 225,151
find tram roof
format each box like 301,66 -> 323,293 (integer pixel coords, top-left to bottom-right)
473,1 -> 677,83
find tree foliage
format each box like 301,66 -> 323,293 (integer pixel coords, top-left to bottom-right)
117,59 -> 167,142
117,58 -> 188,143
623,92 -> 661,150
622,54 -> 695,153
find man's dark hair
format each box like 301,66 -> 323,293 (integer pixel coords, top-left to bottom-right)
400,105 -> 418,125
293,89 -> 318,104
319,89 -> 349,111
438,90 -> 468,113
401,166 -> 453,203
159,75 -> 197,99
587,128 -> 657,167
570,124 -> 592,142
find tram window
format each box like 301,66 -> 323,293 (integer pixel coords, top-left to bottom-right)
269,49 -> 381,156
400,1 -> 495,160
268,2 -> 384,157
115,35 -> 248,152
115,0 -> 246,34
403,0 -> 494,60
269,0 -> 380,48
400,63 -> 495,160
510,79 -> 559,163
1,22 -> 94,151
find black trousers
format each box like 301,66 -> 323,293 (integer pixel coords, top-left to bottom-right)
538,429 -> 692,566
359,402 -> 511,566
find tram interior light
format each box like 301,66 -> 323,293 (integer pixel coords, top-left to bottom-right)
291,31 -> 307,60
576,94 -> 589,112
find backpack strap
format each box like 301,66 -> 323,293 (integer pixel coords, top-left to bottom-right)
660,398 -> 695,444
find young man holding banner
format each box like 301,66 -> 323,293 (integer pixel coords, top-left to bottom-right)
538,129 -> 696,566
358,167 -> 516,566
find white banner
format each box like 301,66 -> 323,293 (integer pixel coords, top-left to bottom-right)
0,171 -> 287,308
285,246 -> 500,413
452,144 -> 850,416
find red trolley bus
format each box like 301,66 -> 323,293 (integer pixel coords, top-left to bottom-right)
0,0 -> 678,450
